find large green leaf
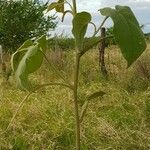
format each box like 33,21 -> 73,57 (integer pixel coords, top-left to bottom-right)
11,36 -> 47,73
11,49 -> 28,72
100,5 -> 146,67
11,40 -> 33,72
15,44 -> 43,91
12,36 -> 47,91
35,35 -> 47,52
72,12 -> 91,51
17,39 -> 33,51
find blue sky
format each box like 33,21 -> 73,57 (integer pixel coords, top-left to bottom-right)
45,0 -> 150,36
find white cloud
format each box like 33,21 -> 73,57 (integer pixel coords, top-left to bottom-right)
47,0 -> 150,36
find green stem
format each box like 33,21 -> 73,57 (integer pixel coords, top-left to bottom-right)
93,16 -> 108,37
72,0 -> 77,15
65,0 -> 73,11
73,53 -> 81,150
90,22 -> 97,35
71,0 -> 81,149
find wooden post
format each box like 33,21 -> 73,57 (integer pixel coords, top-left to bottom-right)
0,45 -> 6,74
99,27 -> 108,77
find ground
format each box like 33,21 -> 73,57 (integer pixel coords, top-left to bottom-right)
0,43 -> 150,149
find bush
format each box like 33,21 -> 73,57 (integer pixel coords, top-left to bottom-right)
48,36 -> 102,51
0,0 -> 57,53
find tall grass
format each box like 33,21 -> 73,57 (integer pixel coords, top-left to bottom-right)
0,44 -> 150,149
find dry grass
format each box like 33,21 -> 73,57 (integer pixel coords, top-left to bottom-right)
0,43 -> 150,149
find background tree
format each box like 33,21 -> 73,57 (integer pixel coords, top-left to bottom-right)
0,0 -> 57,53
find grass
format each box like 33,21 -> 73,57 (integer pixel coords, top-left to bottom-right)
0,43 -> 150,149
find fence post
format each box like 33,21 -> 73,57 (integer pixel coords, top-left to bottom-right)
99,27 -> 108,77
0,45 -> 6,74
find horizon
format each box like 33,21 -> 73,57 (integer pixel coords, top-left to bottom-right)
45,0 -> 150,37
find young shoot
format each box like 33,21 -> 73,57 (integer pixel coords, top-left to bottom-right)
10,0 -> 146,150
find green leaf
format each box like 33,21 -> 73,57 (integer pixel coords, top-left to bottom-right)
100,5 -> 146,67
35,35 -> 47,52
11,49 -> 27,72
55,0 -> 64,13
11,40 -> 33,72
87,91 -> 106,101
17,39 -> 33,51
72,12 -> 91,51
47,2 -> 58,12
47,0 -> 64,13
11,35 -> 48,91
15,44 -> 43,91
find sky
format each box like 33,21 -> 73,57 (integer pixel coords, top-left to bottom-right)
45,0 -> 150,37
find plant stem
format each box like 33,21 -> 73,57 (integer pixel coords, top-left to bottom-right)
72,0 -> 80,149
93,16 -> 108,37
73,53 -> 81,150
65,0 -> 73,11
72,0 -> 77,15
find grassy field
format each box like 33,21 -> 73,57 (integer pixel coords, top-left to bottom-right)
0,43 -> 150,149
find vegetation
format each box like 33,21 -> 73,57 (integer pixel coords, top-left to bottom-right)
10,3 -> 146,150
0,0 -> 57,53
48,36 -> 103,51
48,36 -> 75,51
48,32 -> 149,52
0,0 -> 149,149
0,43 -> 150,149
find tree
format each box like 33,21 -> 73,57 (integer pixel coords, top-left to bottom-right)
0,0 -> 57,53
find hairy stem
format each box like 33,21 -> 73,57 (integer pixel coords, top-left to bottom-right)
65,0 -> 73,11
73,53 -> 81,150
90,22 -> 97,36
93,16 -> 108,37
72,0 -> 77,15
71,0 -> 81,149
